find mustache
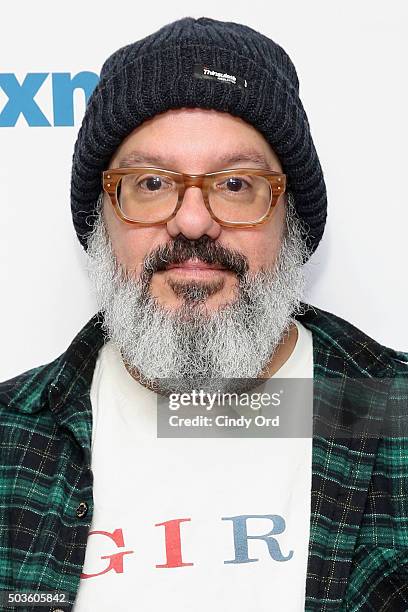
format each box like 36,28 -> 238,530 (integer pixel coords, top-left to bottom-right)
141,235 -> 249,282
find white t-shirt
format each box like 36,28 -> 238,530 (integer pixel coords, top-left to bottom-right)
73,320 -> 313,611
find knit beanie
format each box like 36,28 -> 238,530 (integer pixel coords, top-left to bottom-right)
71,16 -> 327,256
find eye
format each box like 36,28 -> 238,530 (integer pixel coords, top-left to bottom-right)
136,175 -> 173,192
217,176 -> 251,193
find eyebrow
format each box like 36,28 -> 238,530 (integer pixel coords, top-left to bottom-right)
116,150 -> 278,172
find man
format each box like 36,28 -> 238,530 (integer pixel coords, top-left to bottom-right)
1,16 -> 407,612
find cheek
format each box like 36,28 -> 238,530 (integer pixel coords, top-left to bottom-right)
246,239 -> 281,271
255,205 -> 286,268
228,224 -> 284,272
103,199 -> 168,273
224,199 -> 286,271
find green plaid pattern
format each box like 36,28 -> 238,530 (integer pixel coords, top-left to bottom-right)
1,303 -> 407,611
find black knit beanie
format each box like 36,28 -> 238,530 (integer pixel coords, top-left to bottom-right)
71,16 -> 327,256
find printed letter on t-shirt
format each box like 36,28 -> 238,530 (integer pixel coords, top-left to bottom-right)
222,514 -> 294,563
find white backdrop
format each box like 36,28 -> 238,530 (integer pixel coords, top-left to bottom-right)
1,0 -> 407,381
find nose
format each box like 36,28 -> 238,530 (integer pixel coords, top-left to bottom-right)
166,186 -> 222,240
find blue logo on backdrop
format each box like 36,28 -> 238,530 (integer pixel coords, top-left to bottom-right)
0,72 -> 99,127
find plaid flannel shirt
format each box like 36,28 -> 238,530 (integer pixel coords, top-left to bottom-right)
1,303 -> 408,612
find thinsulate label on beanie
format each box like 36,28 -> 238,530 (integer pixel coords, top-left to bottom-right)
193,63 -> 248,89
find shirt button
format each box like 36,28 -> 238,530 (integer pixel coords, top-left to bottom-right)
76,501 -> 88,518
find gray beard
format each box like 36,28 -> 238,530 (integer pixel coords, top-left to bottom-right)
86,195 -> 310,395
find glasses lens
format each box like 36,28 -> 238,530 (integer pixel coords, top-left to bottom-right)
118,172 -> 178,222
208,174 -> 272,223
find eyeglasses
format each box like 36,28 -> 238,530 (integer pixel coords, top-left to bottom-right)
102,167 -> 286,228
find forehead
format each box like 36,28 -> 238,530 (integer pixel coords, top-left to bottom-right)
109,108 -> 283,173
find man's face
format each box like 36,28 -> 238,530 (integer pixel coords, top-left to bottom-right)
103,107 -> 286,311
88,107 -> 308,389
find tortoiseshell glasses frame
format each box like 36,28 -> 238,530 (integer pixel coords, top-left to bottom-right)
102,167 -> 287,228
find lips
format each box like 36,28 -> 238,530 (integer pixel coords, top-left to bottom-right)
165,259 -> 226,271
